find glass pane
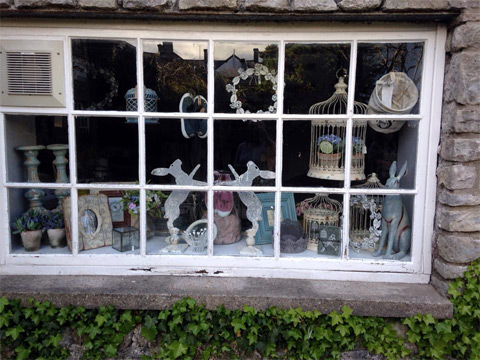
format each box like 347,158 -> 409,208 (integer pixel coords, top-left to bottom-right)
75,117 -> 138,183
349,194 -> 414,262
284,43 -> 351,115
353,120 -> 418,189
355,42 -> 424,114
147,191 -> 208,255
146,118 -> 207,186
5,115 -> 69,184
143,41 -> 208,113
283,120 -> 344,188
214,120 -> 276,187
212,191 -> 274,257
281,193 -> 343,259
72,38 -> 136,111
214,42 -> 278,114
9,187 -> 71,254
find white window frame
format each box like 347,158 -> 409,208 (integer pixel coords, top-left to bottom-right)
0,21 -> 446,283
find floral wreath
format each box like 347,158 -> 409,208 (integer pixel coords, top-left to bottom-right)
226,63 -> 277,121
349,195 -> 382,252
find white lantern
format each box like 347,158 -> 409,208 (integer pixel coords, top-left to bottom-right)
308,74 -> 369,181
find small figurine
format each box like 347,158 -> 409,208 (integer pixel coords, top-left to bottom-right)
373,161 -> 411,260
220,161 -> 275,255
151,160 -> 206,252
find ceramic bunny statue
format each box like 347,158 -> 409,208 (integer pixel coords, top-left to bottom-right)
372,161 -> 411,260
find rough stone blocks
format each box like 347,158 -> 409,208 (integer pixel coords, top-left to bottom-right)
437,233 -> 480,263
436,205 -> 480,232
437,163 -> 477,189
337,0 -> 382,12
123,0 -> 168,10
78,0 -> 117,9
294,0 -> 338,12
14,0 -> 75,8
178,0 -> 237,11
440,136 -> 480,162
383,0 -> 449,11
244,0 -> 289,12
434,258 -> 468,279
444,50 -> 480,105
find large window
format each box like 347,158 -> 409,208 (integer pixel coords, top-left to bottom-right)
0,23 -> 446,282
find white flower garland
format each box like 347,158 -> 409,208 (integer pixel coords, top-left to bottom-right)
226,63 -> 278,121
349,195 -> 382,252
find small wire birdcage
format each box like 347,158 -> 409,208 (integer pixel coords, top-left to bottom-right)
350,173 -> 385,251
299,193 -> 342,252
308,70 -> 369,181
125,87 -> 159,123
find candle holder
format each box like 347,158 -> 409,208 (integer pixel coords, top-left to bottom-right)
46,144 -> 70,209
16,145 -> 46,211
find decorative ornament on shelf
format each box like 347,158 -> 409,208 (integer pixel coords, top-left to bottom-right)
217,161 -> 276,256
16,145 -> 46,212
350,173 -> 385,252
367,72 -> 419,134
226,63 -> 277,121
151,160 -> 207,253
308,69 -> 368,181
298,193 -> 342,252
46,144 -> 70,210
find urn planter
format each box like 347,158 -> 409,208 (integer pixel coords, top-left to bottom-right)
20,230 -> 42,251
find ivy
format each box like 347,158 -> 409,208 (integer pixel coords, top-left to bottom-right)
1,259 -> 479,359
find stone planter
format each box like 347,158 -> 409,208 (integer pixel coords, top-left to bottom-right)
317,152 -> 342,168
47,228 -> 66,248
20,230 -> 42,251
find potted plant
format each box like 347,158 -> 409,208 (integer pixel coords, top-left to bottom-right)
316,134 -> 343,167
41,210 -> 66,248
352,136 -> 365,168
12,210 -> 43,251
121,190 -> 168,238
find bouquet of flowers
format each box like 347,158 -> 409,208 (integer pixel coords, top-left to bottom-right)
352,136 -> 365,154
121,190 -> 168,218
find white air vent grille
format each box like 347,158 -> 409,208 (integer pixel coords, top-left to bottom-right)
6,51 -> 53,95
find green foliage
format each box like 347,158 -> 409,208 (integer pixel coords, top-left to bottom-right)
1,259 -> 479,360
11,210 -> 43,234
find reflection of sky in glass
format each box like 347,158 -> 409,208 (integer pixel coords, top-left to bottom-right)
214,43 -> 272,60
143,41 -> 208,59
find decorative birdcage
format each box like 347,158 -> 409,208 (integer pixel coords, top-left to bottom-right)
125,87 -> 159,123
299,193 -> 342,252
349,173 -> 385,252
308,72 -> 369,181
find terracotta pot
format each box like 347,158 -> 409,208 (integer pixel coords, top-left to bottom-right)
47,228 -> 66,248
20,230 -> 42,251
317,152 -> 342,168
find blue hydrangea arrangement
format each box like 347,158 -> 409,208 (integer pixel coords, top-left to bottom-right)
12,210 -> 43,234
41,210 -> 65,230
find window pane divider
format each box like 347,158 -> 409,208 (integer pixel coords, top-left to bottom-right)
71,110 -> 140,117
274,40 -> 286,260
0,113 -> 9,264
207,39 -> 215,258
0,108 -> 69,115
341,39 -> 358,261
137,37 -> 147,257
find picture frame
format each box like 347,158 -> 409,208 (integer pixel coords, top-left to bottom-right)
63,194 -> 113,251
255,192 -> 297,245
99,190 -> 131,227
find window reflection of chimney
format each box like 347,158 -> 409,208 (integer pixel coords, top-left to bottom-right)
204,49 -> 208,65
253,48 -> 259,63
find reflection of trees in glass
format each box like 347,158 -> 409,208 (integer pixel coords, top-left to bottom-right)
144,55 -> 207,112
355,43 -> 423,104
284,44 -> 350,114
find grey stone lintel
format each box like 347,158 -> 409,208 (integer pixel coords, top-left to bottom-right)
0,275 -> 453,319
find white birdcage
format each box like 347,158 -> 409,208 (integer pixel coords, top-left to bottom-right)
308,72 -> 369,181
299,193 -> 342,252
350,173 -> 385,252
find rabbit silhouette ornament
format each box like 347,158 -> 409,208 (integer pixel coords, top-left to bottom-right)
372,161 -> 411,260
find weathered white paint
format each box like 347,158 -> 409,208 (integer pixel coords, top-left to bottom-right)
0,21 -> 444,281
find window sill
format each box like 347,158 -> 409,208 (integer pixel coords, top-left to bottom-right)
0,275 -> 452,319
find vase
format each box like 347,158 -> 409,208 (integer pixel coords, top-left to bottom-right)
47,228 -> 66,248
20,230 -> 42,251
16,145 -> 46,211
132,214 -> 155,239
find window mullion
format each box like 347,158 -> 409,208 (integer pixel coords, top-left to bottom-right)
273,40 -> 286,260
341,40 -> 358,261
0,113 -> 9,263
207,39 -> 215,258
137,38 -> 147,256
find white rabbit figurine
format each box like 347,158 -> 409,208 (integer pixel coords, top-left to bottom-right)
373,161 -> 411,260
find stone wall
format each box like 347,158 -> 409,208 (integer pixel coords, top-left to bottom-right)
1,0 -> 479,295
431,4 -> 480,296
